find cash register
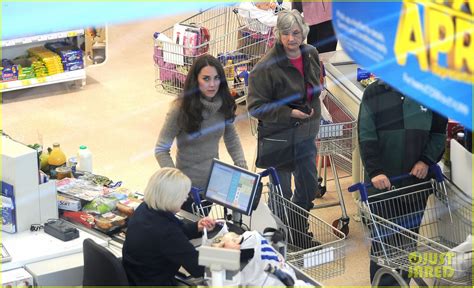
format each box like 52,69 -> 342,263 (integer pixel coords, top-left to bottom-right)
201,159 -> 262,236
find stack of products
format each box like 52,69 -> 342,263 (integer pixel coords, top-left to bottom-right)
28,46 -> 64,76
45,42 -> 84,72
30,57 -> 48,77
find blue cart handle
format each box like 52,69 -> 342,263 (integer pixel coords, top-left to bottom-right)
348,164 -> 443,202
190,187 -> 203,206
259,167 -> 281,186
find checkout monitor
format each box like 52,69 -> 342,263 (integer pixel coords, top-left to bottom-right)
204,159 -> 260,216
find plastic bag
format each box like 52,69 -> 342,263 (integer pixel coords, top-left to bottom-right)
201,221 -> 229,246
82,196 -> 119,215
239,231 -> 303,286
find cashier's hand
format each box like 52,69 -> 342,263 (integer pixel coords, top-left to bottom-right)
410,161 -> 429,179
371,174 -> 391,190
197,217 -> 216,232
291,108 -> 314,120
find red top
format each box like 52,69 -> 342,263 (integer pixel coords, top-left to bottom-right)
289,55 -> 313,102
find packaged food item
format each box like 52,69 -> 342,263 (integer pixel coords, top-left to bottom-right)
77,145 -> 93,173
82,196 -> 119,215
62,211 -> 95,228
94,212 -> 127,232
57,194 -> 82,211
357,67 -> 377,87
48,143 -> 67,179
56,166 -> 73,180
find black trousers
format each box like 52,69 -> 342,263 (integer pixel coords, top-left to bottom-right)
307,20 -> 338,53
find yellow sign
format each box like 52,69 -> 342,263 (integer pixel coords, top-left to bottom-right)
408,251 -> 456,278
394,0 -> 473,84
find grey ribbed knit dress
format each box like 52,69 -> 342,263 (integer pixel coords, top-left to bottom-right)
155,95 -> 248,189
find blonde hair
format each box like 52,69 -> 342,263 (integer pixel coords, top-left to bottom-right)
143,167 -> 191,212
274,9 -> 310,43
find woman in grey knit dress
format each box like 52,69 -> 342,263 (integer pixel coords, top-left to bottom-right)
155,54 -> 248,212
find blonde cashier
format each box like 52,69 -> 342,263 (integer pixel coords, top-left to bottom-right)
122,168 -> 216,286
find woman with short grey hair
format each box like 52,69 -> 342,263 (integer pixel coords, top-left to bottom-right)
273,9 -> 310,43
247,9 -> 322,249
122,167 -> 216,286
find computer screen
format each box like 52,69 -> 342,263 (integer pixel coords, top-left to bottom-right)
204,159 -> 260,216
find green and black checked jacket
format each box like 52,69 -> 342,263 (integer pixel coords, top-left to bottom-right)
358,80 -> 448,194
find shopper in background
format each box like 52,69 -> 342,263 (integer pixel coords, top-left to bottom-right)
247,9 -> 321,211
155,54 -> 248,212
292,1 -> 337,53
358,80 -> 447,286
122,168 -> 216,286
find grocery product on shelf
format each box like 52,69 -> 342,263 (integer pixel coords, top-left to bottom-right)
0,59 -> 19,82
28,46 -> 64,76
45,41 -> 84,71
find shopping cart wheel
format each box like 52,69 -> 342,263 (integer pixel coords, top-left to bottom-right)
316,185 -> 327,198
332,217 -> 349,238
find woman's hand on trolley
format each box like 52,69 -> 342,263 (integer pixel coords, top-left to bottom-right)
371,174 -> 391,190
197,217 -> 216,232
410,161 -> 429,179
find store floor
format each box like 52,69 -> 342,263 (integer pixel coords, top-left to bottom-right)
2,14 -> 370,286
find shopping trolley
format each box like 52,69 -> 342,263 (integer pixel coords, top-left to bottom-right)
348,164 -> 472,286
192,167 -> 346,283
153,4 -> 277,104
311,90 -> 356,237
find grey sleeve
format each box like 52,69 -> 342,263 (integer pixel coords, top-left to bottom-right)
223,122 -> 248,169
154,104 -> 180,168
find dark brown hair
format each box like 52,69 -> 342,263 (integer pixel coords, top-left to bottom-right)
177,54 -> 236,133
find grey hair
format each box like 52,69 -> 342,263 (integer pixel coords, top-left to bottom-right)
274,9 -> 310,43
143,167 -> 191,212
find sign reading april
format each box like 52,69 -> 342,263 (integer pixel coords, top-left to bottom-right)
333,0 -> 473,129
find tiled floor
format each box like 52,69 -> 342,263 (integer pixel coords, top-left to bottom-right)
2,13 -> 371,286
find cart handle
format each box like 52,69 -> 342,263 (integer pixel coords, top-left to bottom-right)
259,167 -> 281,186
348,164 -> 443,202
190,187 -> 203,205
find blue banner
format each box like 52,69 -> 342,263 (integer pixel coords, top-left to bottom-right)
333,1 -> 473,129
2,1 -> 217,40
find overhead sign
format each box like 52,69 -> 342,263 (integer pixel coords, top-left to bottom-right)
2,1 -> 216,40
333,1 -> 473,129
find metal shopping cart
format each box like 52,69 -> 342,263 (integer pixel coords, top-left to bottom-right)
153,4 -> 277,104
314,90 -> 357,236
192,167 -> 346,284
348,164 -> 472,287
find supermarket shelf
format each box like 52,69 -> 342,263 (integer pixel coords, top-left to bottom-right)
1,29 -> 84,48
0,69 -> 86,93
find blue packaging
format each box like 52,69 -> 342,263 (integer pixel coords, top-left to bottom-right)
63,60 -> 84,71
1,181 -> 16,233
357,67 -> 372,81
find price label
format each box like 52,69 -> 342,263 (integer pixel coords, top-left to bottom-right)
37,77 -> 47,83
67,31 -> 78,37
0,83 -> 4,90
21,79 -> 31,86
